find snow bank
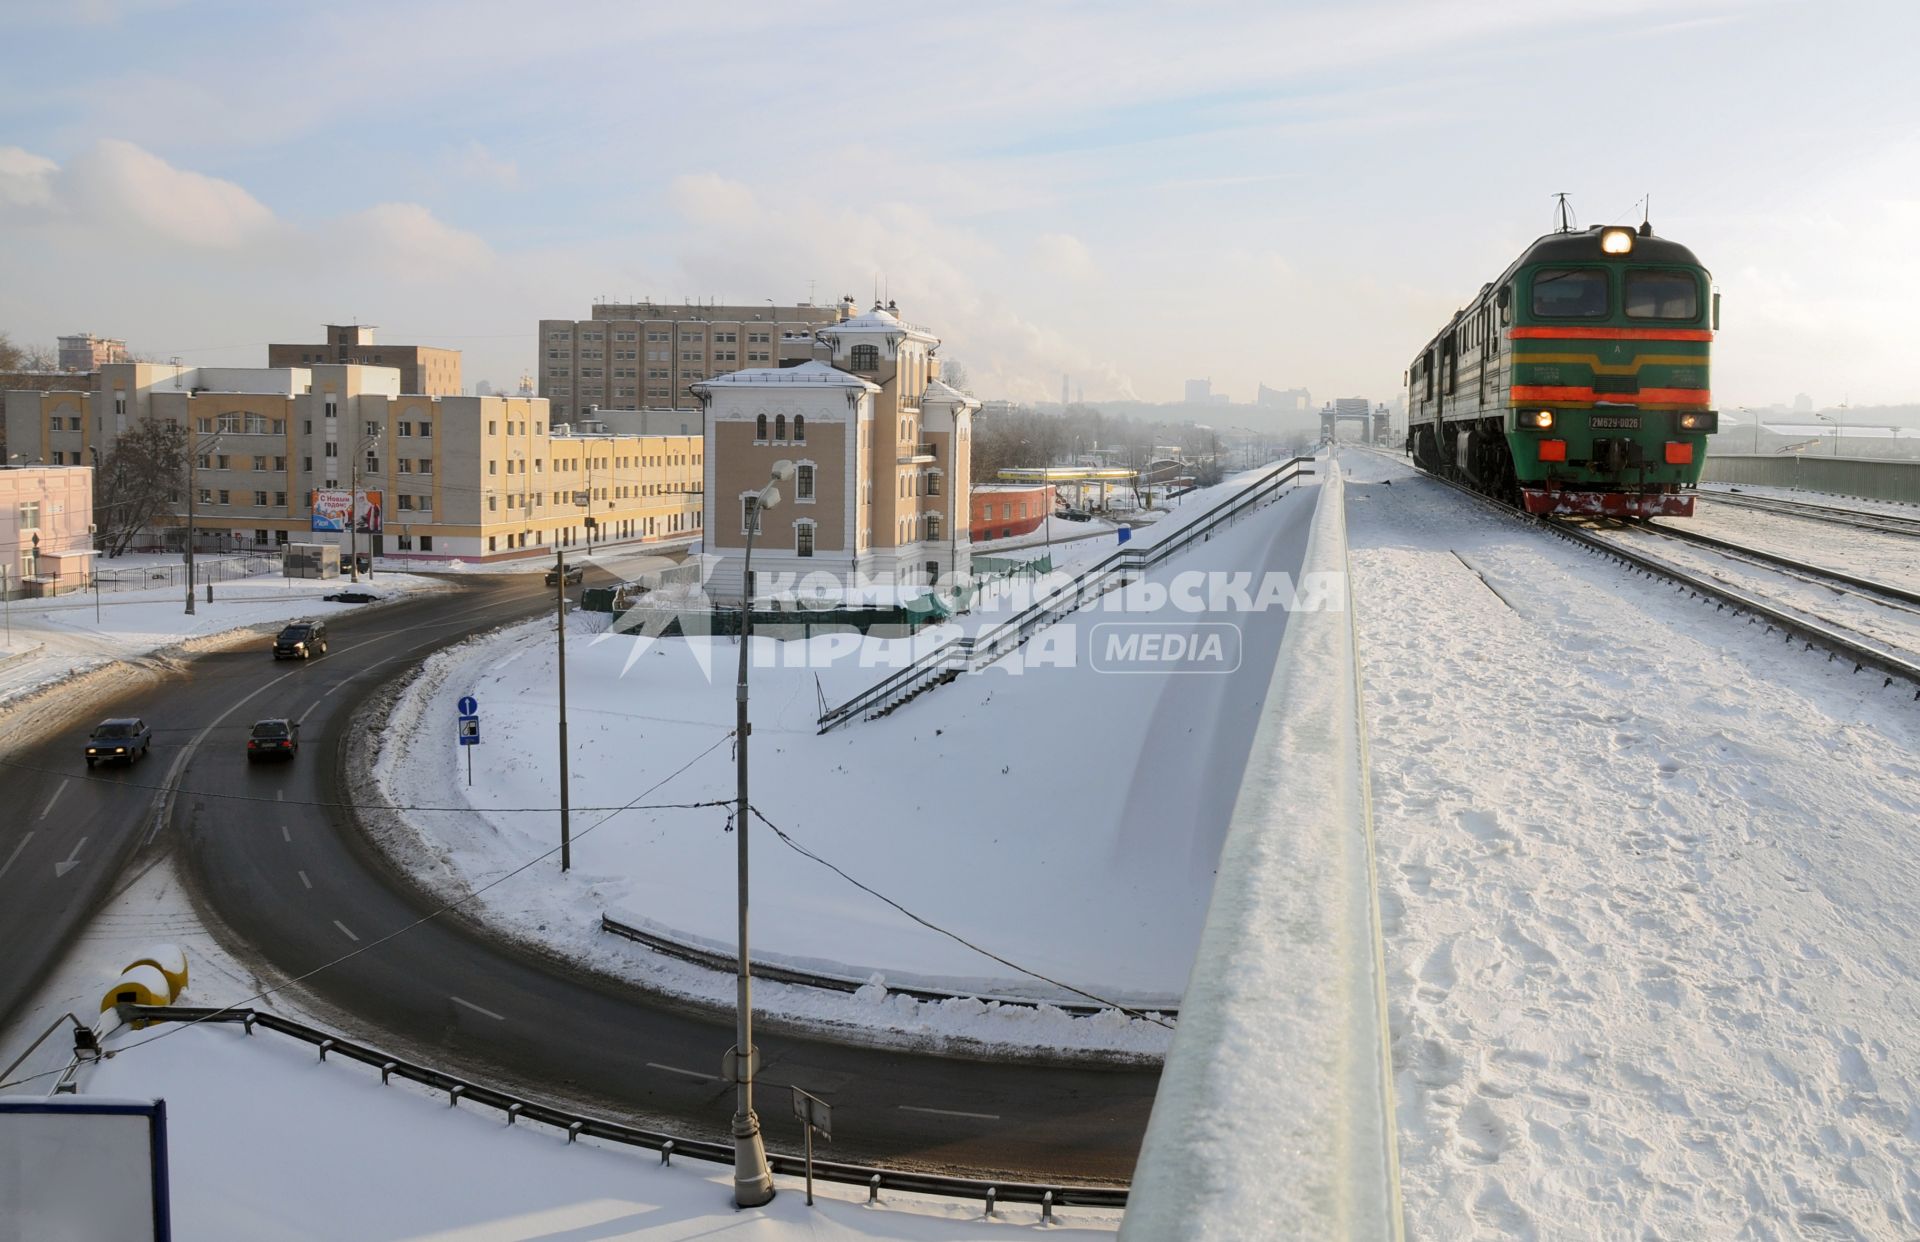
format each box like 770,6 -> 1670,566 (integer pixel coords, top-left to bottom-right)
1123,460 -> 1405,1241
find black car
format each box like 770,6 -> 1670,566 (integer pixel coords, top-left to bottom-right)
86,718 -> 151,767
274,620 -> 328,659
323,589 -> 379,604
246,718 -> 299,761
546,563 -> 585,587
1058,508 -> 1094,522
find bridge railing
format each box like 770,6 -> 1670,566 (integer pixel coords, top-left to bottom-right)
1700,453 -> 1920,505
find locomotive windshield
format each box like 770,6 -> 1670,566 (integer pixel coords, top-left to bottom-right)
1624,270 -> 1699,320
1531,268 -> 1608,317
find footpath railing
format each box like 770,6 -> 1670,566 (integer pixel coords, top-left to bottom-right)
116,1005 -> 1128,1214
815,457 -> 1316,731
1700,453 -> 1920,505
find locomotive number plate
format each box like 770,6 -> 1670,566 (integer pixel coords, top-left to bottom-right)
1590,415 -> 1642,430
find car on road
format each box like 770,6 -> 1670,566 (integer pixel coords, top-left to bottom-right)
273,619 -> 328,659
246,718 -> 299,761
1058,507 -> 1094,522
85,718 -> 151,767
322,589 -> 379,604
545,563 -> 585,587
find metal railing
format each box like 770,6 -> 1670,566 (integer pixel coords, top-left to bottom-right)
1700,453 -> 1920,505
116,1005 -> 1129,1212
816,458 -> 1316,731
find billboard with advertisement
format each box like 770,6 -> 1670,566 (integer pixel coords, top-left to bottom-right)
310,489 -> 384,533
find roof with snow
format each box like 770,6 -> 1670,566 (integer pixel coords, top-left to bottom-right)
819,305 -> 939,343
920,378 -> 979,408
689,361 -> 879,392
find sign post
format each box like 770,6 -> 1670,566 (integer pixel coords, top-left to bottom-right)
790,1087 -> 832,1206
457,695 -> 479,786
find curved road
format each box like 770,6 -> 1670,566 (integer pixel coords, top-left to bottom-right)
0,574 -> 1157,1181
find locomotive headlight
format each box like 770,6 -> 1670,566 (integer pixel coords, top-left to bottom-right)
1600,227 -> 1634,255
1672,410 -> 1718,434
1519,409 -> 1555,430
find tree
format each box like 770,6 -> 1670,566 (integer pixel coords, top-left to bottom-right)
95,417 -> 189,556
938,357 -> 970,393
0,332 -> 22,372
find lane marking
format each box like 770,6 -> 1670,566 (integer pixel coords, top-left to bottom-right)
38,778 -> 71,820
275,790 -> 284,802
897,1105 -> 1000,1121
645,1062 -> 715,1082
54,837 -> 88,878
298,869 -> 312,890
280,825 -> 291,843
297,698 -> 325,725
0,832 -> 35,882
451,995 -> 505,1021
332,919 -> 359,941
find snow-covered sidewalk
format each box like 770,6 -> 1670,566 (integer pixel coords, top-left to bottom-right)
1342,449 -> 1920,1238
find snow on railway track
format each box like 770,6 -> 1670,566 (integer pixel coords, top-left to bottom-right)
1698,489 -> 1920,539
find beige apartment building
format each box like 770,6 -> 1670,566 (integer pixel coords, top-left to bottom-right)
57,333 -> 128,372
694,302 -> 975,601
5,363 -> 701,562
1,463 -> 95,597
268,324 -> 462,397
538,300 -> 843,421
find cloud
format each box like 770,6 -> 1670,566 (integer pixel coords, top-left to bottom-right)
325,202 -> 493,275
444,140 -> 519,188
0,147 -> 57,210
1032,233 -> 1097,281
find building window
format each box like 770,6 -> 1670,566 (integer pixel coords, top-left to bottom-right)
755,413 -> 767,441
774,414 -> 787,441
927,470 -> 942,496
850,344 -> 879,372
792,415 -> 804,442
796,522 -> 814,557
742,494 -> 764,535
796,464 -> 815,501
927,513 -> 942,540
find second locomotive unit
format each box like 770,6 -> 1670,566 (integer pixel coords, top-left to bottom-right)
1406,221 -> 1717,517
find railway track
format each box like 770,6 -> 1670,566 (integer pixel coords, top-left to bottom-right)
1356,447 -> 1920,698
1697,489 -> 1920,538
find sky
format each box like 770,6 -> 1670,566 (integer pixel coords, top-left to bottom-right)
1,0 -> 1916,411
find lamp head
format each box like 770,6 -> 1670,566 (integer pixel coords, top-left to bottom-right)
760,486 -> 783,511
770,459 -> 796,482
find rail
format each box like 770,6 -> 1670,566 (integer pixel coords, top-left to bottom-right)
1389,450 -> 1920,697
1699,490 -> 1920,538
115,1005 -> 1130,1211
816,457 -> 1316,731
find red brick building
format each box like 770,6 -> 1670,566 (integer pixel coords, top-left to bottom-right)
971,483 -> 1055,541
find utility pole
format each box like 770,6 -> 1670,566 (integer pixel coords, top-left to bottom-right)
555,547 -> 571,873
184,428 -> 220,615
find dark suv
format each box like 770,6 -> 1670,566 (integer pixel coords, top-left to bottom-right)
86,718 -> 151,767
246,718 -> 299,761
546,563 -> 584,587
274,620 -> 328,659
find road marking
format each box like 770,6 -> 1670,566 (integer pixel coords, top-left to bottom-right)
332,919 -> 359,941
275,790 -> 284,801
281,825 -> 291,843
297,698 -> 325,725
897,1105 -> 1000,1121
54,837 -> 88,878
0,832 -> 34,881
451,995 -> 505,1021
645,1062 -> 715,1082
38,779 -> 71,820
298,869 -> 312,890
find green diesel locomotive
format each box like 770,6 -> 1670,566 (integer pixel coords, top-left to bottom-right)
1407,222 -> 1717,517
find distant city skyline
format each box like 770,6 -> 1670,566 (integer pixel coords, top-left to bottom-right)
2,2 -> 1916,409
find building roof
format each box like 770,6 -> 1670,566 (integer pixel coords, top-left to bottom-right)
818,305 -> 939,343
689,361 -> 880,393
920,378 -> 979,408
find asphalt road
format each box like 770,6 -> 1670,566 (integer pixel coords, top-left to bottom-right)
0,573 -> 1157,1182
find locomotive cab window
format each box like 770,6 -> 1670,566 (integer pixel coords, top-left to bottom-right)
1531,268 -> 1608,318
1624,270 -> 1700,320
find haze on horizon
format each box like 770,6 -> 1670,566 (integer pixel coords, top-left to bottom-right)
1,0 -> 1914,411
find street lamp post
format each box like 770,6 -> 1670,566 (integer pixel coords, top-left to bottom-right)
349,429 -> 382,583
729,458 -> 794,1210
184,428 -> 225,616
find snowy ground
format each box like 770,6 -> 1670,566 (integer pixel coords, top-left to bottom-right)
1701,480 -> 1920,517
1683,498 -> 1920,591
0,555 -> 443,716
37,1019 -> 1121,1240
1342,449 -> 1920,1239
362,467 -> 1321,1055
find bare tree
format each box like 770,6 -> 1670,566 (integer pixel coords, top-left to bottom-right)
0,332 -> 23,372
95,417 -> 188,556
938,357 -> 970,393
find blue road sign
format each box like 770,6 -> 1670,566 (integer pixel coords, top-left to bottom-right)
458,715 -> 480,745
458,695 -> 478,716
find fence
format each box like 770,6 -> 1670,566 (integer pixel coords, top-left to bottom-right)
107,1005 -> 1128,1214
4,552 -> 285,600
1700,453 -> 1920,505
815,457 -> 1316,731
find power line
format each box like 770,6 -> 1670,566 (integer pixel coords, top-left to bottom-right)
748,805 -> 1176,1029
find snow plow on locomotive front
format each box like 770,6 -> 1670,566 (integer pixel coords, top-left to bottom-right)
1407,220 -> 1717,517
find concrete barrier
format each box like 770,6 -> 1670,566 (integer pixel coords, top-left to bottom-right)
1121,458 -> 1404,1240
1700,453 -> 1920,505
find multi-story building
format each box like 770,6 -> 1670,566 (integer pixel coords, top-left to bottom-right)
267,325 -> 462,397
970,483 -> 1055,542
538,300 -> 842,422
1,463 -> 94,597
4,363 -> 701,562
694,303 -> 975,601
57,334 -> 127,372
